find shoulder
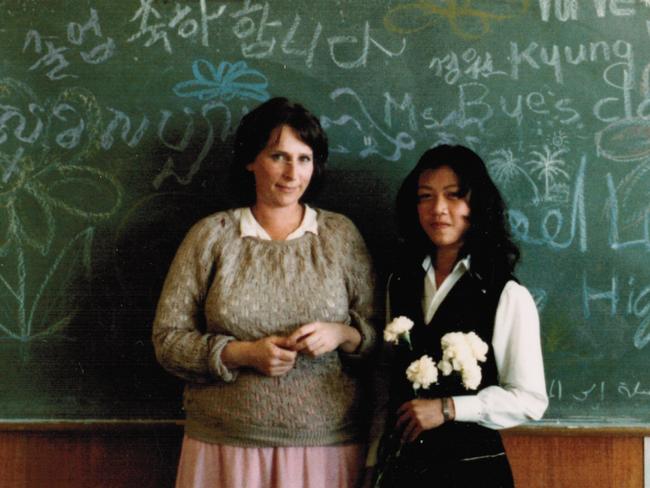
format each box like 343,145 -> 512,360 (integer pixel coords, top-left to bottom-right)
181,209 -> 239,249
502,280 -> 535,302
497,280 -> 539,317
314,208 -> 366,244
314,208 -> 360,233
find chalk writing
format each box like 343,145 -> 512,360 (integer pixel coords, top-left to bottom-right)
153,100 -> 232,188
231,0 -> 281,58
510,39 -> 633,86
384,0 -> 530,40
539,0 -> 641,22
582,269 -> 650,349
429,48 -> 508,85
572,382 -> 605,402
547,379 -> 650,405
321,88 -> 415,161
23,8 -> 115,80
128,0 -> 226,53
619,382 -> 650,399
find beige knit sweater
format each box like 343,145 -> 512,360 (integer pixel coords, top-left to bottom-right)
152,208 -> 376,447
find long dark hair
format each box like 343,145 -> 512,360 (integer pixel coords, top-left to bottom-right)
395,145 -> 520,283
230,97 -> 328,206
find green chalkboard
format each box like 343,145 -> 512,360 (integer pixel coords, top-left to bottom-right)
2,0 -> 650,426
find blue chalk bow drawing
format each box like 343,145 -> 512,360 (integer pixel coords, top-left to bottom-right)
173,60 -> 270,102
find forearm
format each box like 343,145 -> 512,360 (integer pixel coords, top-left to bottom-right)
153,327 -> 236,383
221,340 -> 253,369
452,384 -> 548,429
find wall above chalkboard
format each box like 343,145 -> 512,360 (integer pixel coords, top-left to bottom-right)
2,0 -> 650,425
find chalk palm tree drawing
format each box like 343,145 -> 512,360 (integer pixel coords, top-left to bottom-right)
526,145 -> 569,203
0,78 -> 123,342
487,148 -> 540,205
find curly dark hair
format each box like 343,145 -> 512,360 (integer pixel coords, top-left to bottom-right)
230,97 -> 328,206
395,144 -> 520,282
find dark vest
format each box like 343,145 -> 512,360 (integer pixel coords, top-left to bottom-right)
385,262 -> 512,462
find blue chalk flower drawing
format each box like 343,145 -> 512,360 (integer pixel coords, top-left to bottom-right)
0,78 -> 123,342
173,59 -> 270,102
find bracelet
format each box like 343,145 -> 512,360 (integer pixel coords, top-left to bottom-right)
442,397 -> 452,423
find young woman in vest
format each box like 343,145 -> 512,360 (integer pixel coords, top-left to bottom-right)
368,145 -> 548,487
153,97 -> 377,488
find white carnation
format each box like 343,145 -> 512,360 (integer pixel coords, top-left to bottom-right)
437,359 -> 454,376
384,316 -> 414,345
461,363 -> 482,390
406,355 -> 438,391
466,331 -> 488,362
440,331 -> 489,390
383,328 -> 399,344
441,333 -> 473,368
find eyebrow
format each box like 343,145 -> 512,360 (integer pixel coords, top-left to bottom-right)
417,184 -> 460,191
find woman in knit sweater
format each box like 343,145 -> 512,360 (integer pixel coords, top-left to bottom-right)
153,97 -> 377,488
367,145 -> 548,487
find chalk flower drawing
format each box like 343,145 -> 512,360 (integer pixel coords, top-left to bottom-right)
488,148 -> 540,205
526,145 -> 569,203
173,59 -> 270,102
0,78 -> 123,342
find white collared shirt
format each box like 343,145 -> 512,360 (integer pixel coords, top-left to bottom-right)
421,255 -> 548,428
236,205 -> 319,240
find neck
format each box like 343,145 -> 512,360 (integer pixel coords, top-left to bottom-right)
434,247 -> 459,286
251,203 -> 305,240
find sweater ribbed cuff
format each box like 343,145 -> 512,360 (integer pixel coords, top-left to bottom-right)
208,335 -> 238,382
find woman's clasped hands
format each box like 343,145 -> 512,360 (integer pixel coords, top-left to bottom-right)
222,322 -> 361,377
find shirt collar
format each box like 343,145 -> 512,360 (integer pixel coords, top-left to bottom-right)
239,205 -> 319,240
422,254 -> 471,274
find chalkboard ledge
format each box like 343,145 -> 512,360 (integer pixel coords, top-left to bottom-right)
3,420 -> 650,437
0,420 -> 184,433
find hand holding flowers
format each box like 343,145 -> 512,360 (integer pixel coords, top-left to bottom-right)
384,318 -> 490,444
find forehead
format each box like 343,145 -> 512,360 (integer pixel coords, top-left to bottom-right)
265,125 -> 312,153
417,166 -> 460,188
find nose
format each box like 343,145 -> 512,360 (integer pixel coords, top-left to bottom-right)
282,162 -> 296,180
432,195 -> 448,215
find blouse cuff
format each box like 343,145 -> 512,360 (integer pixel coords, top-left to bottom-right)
452,395 -> 483,423
207,335 -> 239,382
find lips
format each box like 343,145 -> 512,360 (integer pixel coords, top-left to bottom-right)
430,221 -> 451,228
276,185 -> 299,192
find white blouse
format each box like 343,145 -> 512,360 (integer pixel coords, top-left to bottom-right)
236,205 -> 318,240
367,256 -> 548,466
421,255 -> 548,428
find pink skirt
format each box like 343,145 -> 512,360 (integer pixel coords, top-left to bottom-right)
175,435 -> 365,488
